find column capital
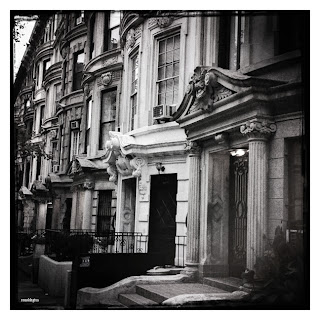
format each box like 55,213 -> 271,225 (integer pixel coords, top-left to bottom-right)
240,120 -> 276,141
185,140 -> 202,156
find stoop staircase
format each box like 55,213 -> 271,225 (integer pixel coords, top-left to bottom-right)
118,277 -> 244,308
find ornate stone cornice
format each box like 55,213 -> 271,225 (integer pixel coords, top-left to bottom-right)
187,67 -> 234,115
185,140 -> 201,156
240,120 -> 277,141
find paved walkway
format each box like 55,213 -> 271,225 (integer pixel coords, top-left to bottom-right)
15,270 -> 64,309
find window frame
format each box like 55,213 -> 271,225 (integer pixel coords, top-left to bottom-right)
85,97 -> 92,154
130,51 -> 139,131
69,128 -> 80,162
72,50 -> 84,91
156,32 -> 181,107
103,11 -> 121,52
99,88 -> 117,150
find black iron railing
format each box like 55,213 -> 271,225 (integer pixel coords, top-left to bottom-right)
17,228 -> 187,266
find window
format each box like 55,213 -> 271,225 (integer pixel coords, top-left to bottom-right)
97,190 -> 114,237
62,61 -> 67,95
24,99 -> 30,113
54,83 -> 61,102
276,12 -> 305,55
130,53 -> 139,131
36,64 -> 40,87
104,11 -> 120,51
218,14 -> 231,69
38,105 -> 45,132
43,59 -> 51,80
75,11 -> 84,26
36,155 -> 41,179
157,34 -> 180,106
69,129 -> 80,161
25,161 -> 30,187
51,140 -> 59,171
85,98 -> 92,153
73,50 -> 84,91
26,120 -> 33,137
89,14 -> 96,59
99,89 -> 116,149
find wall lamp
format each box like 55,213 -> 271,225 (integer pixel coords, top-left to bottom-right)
229,149 -> 248,157
155,162 -> 165,174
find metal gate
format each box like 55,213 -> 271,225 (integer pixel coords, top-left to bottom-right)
229,154 -> 248,277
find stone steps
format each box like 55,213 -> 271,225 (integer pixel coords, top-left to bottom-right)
118,293 -> 158,307
118,282 -> 231,307
203,277 -> 243,292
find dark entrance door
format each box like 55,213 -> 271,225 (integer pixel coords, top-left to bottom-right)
229,154 -> 248,277
148,174 -> 177,266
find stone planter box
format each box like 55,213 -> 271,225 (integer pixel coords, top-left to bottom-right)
38,255 -> 72,297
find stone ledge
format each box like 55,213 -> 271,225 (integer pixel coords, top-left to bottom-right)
162,290 -> 249,306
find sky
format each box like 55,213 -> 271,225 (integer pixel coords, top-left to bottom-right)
13,19 -> 36,79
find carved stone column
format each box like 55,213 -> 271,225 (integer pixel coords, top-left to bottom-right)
184,141 -> 201,278
240,120 -> 276,270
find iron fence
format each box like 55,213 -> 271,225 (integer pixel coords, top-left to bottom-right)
16,228 -> 187,266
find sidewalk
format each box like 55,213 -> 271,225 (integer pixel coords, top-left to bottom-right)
15,270 -> 64,309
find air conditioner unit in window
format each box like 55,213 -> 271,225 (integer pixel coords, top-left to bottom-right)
70,120 -> 80,130
76,17 -> 83,25
53,165 -> 60,173
153,104 -> 176,120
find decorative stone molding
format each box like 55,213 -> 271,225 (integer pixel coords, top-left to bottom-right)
213,85 -> 234,103
240,120 -> 277,140
215,132 -> 229,146
156,16 -> 173,28
116,156 -> 133,176
83,181 -> 95,190
100,72 -> 113,86
103,56 -> 118,67
48,129 -> 57,140
135,25 -> 142,38
122,209 -> 135,232
148,16 -> 173,29
61,46 -> 68,59
106,163 -> 118,184
130,157 -> 146,178
84,83 -> 93,98
138,180 -> 147,196
187,68 -> 219,114
208,194 -> 224,223
126,29 -> 136,49
185,140 -> 201,155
